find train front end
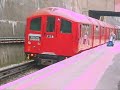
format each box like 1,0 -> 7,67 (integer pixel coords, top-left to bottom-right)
24,8 -> 77,65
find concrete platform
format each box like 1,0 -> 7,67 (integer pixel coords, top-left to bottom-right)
0,41 -> 120,90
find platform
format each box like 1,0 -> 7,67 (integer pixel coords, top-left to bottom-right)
0,41 -> 120,90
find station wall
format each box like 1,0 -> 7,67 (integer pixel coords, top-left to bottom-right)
0,0 -> 116,38
0,44 -> 25,68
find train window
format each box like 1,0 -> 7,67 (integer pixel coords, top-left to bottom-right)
102,27 -> 105,35
81,24 -> 91,36
96,26 -> 99,31
81,24 -> 85,30
110,28 -> 113,33
30,18 -> 41,31
94,26 -> 99,36
47,16 -> 55,32
81,24 -> 91,31
60,19 -> 72,33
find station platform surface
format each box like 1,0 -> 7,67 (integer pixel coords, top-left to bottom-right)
0,41 -> 120,90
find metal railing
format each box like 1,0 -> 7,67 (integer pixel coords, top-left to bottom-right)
0,37 -> 24,43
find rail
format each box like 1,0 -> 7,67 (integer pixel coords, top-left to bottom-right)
0,60 -> 36,81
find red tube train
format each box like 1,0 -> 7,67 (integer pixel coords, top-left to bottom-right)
24,7 -> 119,65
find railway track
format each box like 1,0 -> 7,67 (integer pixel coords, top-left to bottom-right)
0,60 -> 36,83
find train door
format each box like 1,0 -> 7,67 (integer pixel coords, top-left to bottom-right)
93,25 -> 100,46
103,27 -> 106,43
101,27 -> 105,44
57,18 -> 73,56
117,29 -> 120,40
42,16 -> 57,54
78,24 -> 81,51
117,29 -> 119,40
25,16 -> 44,53
80,24 -> 92,50
106,28 -> 109,42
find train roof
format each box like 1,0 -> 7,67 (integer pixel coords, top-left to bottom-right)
106,23 -> 115,28
96,20 -> 105,27
28,7 -> 92,24
115,25 -> 120,29
86,16 -> 99,26
28,7 -> 115,28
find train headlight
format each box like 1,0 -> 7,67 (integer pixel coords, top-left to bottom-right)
38,42 -> 41,45
28,41 -> 31,44
31,54 -> 34,57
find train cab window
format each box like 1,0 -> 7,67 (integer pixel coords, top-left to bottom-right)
47,16 -> 55,32
60,19 -> 72,33
30,18 -> 41,31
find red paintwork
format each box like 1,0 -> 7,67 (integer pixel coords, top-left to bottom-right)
24,7 -> 119,57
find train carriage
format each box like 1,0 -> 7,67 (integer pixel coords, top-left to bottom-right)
114,25 -> 119,39
24,7 -> 118,65
87,17 -> 101,46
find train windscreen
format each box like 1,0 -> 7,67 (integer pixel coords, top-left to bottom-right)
30,17 -> 41,31
47,16 -> 55,32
